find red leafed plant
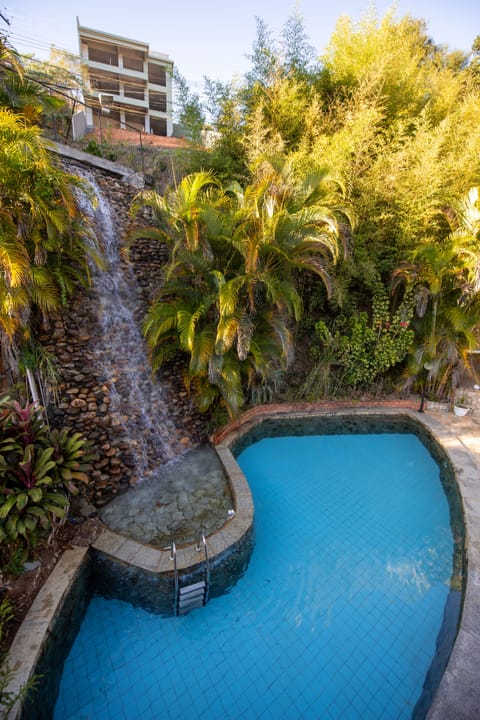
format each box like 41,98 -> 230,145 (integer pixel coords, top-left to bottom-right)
0,396 -> 92,548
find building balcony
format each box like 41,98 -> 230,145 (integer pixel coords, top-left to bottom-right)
86,60 -> 147,82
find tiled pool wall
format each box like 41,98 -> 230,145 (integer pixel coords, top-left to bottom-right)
18,552 -> 92,720
227,411 -> 467,718
413,589 -> 463,719
91,523 -> 255,615
13,524 -> 254,720
8,409 -> 473,720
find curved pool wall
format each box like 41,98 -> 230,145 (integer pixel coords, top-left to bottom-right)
6,448 -> 255,720
231,412 -> 465,592
6,406 -> 480,719
228,412 -> 465,719
216,406 -> 480,720
14,530 -> 255,720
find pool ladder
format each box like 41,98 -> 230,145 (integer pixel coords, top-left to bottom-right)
170,532 -> 210,616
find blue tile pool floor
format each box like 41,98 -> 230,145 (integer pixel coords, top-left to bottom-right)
54,433 -> 456,719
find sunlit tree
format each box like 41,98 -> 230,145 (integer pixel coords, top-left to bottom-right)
0,108 -> 100,381
393,188 -> 480,399
133,163 -> 350,417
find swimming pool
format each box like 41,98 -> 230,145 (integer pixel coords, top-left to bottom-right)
53,421 -> 462,720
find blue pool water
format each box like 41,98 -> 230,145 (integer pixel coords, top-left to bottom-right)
54,432 -> 457,719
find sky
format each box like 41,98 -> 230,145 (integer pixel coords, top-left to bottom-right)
3,0 -> 480,91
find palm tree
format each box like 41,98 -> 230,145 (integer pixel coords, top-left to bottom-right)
0,108 -> 100,383
130,171 -> 226,261
226,159 -> 351,297
393,187 -> 480,403
0,32 -> 23,99
136,164 -> 350,418
0,32 -> 65,125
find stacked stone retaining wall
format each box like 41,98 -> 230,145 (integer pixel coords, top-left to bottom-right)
39,166 -> 208,512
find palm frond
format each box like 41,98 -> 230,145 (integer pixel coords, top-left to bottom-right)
215,314 -> 240,354
218,276 -> 245,317
189,326 -> 215,375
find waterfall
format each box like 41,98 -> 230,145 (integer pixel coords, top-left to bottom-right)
74,167 -> 183,481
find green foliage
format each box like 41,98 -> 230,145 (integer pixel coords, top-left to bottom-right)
320,9 -> 440,121
173,68 -> 205,143
0,105 -> 103,379
301,285 -> 415,397
335,288 -> 415,388
202,78 -> 249,181
83,137 -> 117,161
1,33 -> 69,128
244,17 -> 279,90
133,163 -> 350,417
0,396 -> 91,547
280,8 -> 318,80
393,189 -> 480,398
3,545 -> 26,576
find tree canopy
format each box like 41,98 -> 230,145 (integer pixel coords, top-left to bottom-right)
166,7 -> 480,408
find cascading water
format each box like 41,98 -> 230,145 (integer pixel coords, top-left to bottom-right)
74,167 -> 184,482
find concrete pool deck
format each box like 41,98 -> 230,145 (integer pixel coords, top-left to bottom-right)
5,404 -> 480,719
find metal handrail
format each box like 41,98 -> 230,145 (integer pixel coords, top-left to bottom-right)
199,533 -> 210,605
170,538 -> 178,616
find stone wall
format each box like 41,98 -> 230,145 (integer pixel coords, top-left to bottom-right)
40,165 -> 208,512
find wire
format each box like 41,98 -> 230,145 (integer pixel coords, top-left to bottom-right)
8,30 -> 76,56
20,52 -> 171,94
24,71 -> 175,123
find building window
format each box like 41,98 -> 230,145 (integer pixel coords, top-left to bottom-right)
124,82 -> 145,101
90,73 -> 120,95
150,117 -> 167,136
93,108 -> 120,129
90,74 -> 120,95
125,111 -> 146,133
148,63 -> 167,86
123,50 -> 145,72
87,41 -> 118,66
149,92 -> 167,112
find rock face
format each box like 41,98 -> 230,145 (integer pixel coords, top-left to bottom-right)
40,166 -> 209,510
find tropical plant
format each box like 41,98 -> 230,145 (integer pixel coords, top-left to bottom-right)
0,31 -> 65,124
133,163 -> 350,417
131,170 -> 226,258
335,287 -> 415,389
299,284 -> 415,398
393,188 -> 480,399
227,158 -> 351,297
0,30 -> 23,106
0,107 -> 101,381
0,396 -> 91,547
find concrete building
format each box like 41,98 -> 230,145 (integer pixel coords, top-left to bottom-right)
77,19 -> 173,137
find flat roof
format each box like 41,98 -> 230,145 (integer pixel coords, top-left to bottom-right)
77,17 -> 171,62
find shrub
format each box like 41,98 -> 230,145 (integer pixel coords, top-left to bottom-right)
301,285 -> 415,398
0,397 -> 91,548
83,137 -> 117,162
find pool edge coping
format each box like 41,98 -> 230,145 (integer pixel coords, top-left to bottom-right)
216,404 -> 480,720
5,404 -> 480,719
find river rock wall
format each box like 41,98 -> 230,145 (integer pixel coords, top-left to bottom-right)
40,165 -> 209,512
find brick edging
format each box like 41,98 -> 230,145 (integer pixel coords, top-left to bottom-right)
211,399 -> 420,445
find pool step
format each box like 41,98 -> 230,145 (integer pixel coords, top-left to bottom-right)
177,580 -> 208,615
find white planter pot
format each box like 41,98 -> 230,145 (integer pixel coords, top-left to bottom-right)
453,405 -> 469,416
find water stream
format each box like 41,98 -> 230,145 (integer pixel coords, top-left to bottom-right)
75,168 -> 183,482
